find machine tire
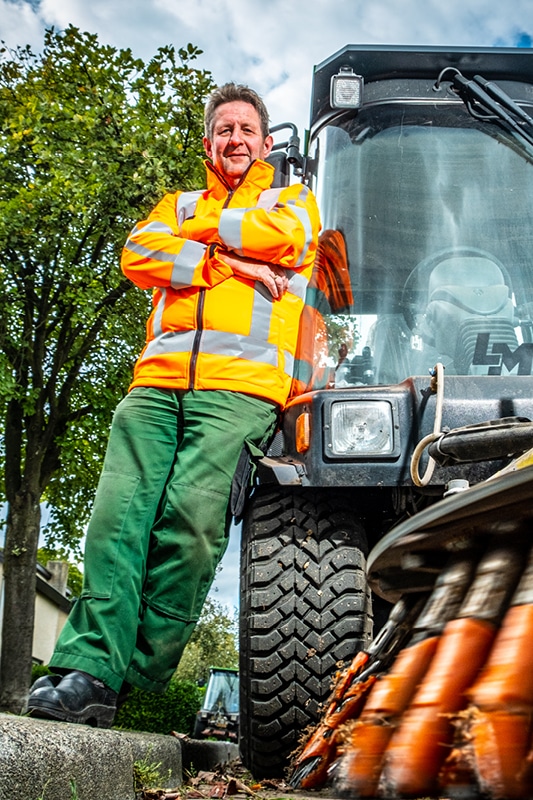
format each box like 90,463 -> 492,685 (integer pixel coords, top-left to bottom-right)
239,486 -> 372,778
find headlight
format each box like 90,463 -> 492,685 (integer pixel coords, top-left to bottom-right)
329,401 -> 394,456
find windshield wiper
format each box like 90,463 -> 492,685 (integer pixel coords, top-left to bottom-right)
446,68 -> 533,148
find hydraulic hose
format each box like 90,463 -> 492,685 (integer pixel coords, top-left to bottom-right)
410,362 -> 445,487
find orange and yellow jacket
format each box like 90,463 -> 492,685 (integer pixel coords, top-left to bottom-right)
121,159 -> 321,408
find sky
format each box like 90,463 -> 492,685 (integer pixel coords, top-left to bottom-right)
2,0 -> 533,613
2,0 -> 533,148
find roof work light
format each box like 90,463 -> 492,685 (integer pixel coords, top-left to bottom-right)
330,66 -> 364,109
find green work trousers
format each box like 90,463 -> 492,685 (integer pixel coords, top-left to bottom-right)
49,387 -> 277,693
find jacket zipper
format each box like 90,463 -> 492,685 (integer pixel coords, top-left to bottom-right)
188,170 -> 243,389
189,289 -> 206,389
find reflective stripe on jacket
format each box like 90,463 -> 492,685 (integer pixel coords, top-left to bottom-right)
121,159 -> 321,408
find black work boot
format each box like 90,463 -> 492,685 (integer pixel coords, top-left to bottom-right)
26,670 -> 117,728
28,673 -> 63,692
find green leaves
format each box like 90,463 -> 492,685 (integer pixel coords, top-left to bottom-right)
115,678 -> 202,736
0,25 -> 215,543
175,598 -> 239,685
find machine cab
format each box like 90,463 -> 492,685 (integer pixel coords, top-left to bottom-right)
293,46 -> 533,392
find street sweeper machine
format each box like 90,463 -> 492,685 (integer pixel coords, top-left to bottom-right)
236,43 -> 533,798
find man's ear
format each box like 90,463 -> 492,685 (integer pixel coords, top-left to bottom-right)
262,134 -> 274,159
203,136 -> 213,159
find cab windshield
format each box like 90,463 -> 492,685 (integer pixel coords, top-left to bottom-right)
202,670 -> 239,714
295,104 -> 533,390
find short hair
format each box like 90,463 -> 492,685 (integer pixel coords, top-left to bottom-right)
204,82 -> 270,140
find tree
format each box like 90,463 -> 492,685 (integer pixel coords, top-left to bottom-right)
0,25 -> 214,712
175,597 -> 239,685
324,313 -> 360,361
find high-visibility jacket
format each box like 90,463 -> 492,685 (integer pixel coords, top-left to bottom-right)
290,229 -> 354,397
121,159 -> 321,408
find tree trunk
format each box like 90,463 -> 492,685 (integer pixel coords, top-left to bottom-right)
0,489 -> 41,713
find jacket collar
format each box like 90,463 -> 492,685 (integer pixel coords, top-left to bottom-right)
204,158 -> 275,197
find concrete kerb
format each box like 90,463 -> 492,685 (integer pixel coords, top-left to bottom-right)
0,713 -> 239,800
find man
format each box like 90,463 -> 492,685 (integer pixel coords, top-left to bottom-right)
26,83 -> 320,727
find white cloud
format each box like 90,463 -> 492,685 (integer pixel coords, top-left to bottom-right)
3,0 -> 533,137
1,0 -> 45,50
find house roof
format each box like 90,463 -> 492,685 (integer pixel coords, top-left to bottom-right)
0,550 -> 73,614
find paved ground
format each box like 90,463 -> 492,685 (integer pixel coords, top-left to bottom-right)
0,713 -> 239,800
167,744 -> 343,800
0,712 -> 339,800
174,765 -> 335,800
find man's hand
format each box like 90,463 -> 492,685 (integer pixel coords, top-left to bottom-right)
217,249 -> 289,299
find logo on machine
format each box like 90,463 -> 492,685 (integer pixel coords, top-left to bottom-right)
473,333 -> 533,375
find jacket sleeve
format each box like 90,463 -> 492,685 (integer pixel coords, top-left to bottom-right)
217,184 -> 321,270
121,192 -> 233,291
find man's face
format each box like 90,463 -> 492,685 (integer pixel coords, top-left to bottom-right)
204,101 -> 273,187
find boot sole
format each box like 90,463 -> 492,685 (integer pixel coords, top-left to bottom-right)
27,698 -> 116,728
